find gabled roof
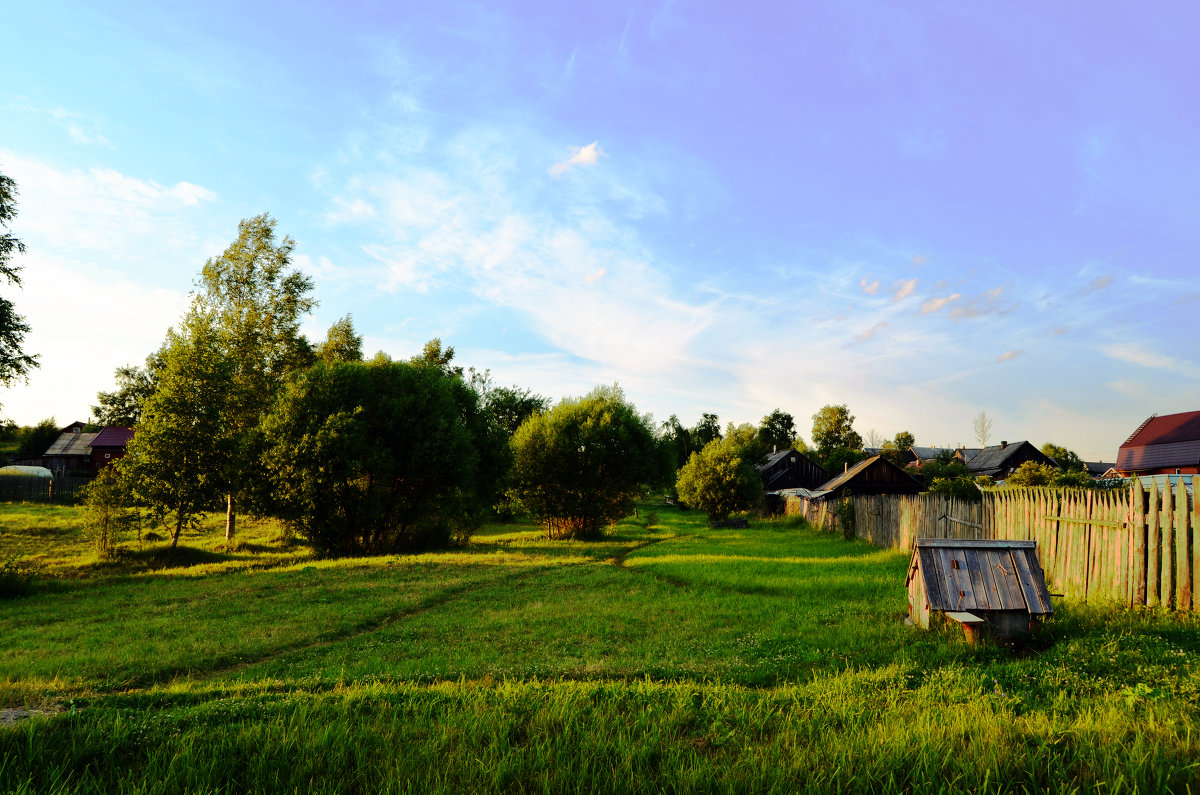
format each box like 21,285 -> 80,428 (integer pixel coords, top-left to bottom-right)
964,441 -> 1048,477
44,431 -> 98,457
813,454 -> 923,496
1117,411 -> 1200,472
91,426 -> 135,448
910,446 -> 943,461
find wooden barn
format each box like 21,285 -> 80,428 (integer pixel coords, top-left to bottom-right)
814,455 -> 923,499
757,448 -> 827,491
906,538 -> 1054,644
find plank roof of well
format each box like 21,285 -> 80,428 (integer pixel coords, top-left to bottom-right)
907,539 -> 1054,615
1117,411 -> 1200,471
43,431 -> 98,457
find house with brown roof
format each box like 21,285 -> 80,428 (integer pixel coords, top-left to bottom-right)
782,455 -> 924,502
1116,411 -> 1200,476
756,448 -> 827,492
43,425 -> 99,475
90,426 -> 135,472
964,441 -> 1058,482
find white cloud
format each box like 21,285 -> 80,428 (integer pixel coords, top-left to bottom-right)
1101,342 -> 1200,378
550,141 -> 604,177
860,277 -> 879,295
585,267 -> 607,284
920,293 -> 961,314
997,350 -> 1021,363
856,321 -> 887,341
891,278 -> 917,302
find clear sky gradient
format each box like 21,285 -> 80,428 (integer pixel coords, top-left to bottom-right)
4,1 -> 1199,461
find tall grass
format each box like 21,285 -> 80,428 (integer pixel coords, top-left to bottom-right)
1,501 -> 1198,792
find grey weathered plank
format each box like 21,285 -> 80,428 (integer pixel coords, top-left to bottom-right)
964,548 -> 991,611
1012,548 -> 1050,614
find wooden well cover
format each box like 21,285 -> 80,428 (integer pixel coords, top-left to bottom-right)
906,539 -> 1054,615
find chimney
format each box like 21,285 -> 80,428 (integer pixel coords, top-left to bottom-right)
1000,440 -> 1008,450
844,462 -> 848,473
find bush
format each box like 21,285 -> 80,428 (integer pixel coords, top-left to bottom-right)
835,494 -> 855,540
0,556 -> 39,599
674,435 -> 763,522
508,385 -> 659,540
263,360 -> 500,556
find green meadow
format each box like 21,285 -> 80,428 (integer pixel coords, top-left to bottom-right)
1,502 -> 1199,793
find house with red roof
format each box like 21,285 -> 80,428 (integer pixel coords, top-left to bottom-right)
89,426 -> 135,472
1116,411 -> 1200,476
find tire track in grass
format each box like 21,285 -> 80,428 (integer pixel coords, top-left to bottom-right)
184,562 -> 560,687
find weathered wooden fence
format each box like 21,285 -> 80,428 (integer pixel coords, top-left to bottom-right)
784,495 -> 839,533
0,474 -> 92,504
846,481 -> 1198,611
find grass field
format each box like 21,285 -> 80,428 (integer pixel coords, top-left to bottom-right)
2,501 -> 1199,792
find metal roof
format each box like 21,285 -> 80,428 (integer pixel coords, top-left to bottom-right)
906,538 -> 1054,615
1116,439 -> 1200,472
43,431 -> 98,457
91,426 -> 135,448
1122,410 -> 1200,448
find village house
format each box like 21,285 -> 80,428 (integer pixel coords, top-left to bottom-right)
963,440 -> 1057,481
1116,411 -> 1200,476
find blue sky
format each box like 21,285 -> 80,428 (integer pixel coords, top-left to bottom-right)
4,1 -> 1199,460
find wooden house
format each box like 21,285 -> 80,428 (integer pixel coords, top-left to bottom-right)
1116,411 -> 1200,476
89,426 -> 135,472
906,538 -> 1054,644
964,440 -> 1058,481
43,426 -> 98,475
813,455 -> 924,500
757,449 -> 827,492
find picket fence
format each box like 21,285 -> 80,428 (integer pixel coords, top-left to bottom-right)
835,481 -> 1198,611
0,474 -> 92,504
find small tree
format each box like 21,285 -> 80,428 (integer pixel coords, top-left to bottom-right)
692,413 -> 722,449
508,385 -> 659,539
79,464 -> 141,559
123,322 -> 232,547
674,434 -> 764,522
972,411 -> 993,448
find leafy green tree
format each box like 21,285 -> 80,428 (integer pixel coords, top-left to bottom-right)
811,404 -> 863,464
693,412 -> 722,448
122,322 -> 233,548
1005,461 -> 1058,487
92,348 -> 165,426
675,432 -> 764,522
262,359 -> 493,555
0,171 -> 38,409
1041,442 -> 1084,472
758,408 -> 797,452
508,385 -> 659,539
910,450 -> 980,500
659,415 -> 694,471
188,213 -> 316,541
14,418 -> 60,459
824,447 -> 867,476
411,337 -> 463,377
893,431 -> 916,451
485,385 -> 551,437
315,314 -> 363,364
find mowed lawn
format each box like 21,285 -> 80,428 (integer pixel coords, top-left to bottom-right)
1,502 -> 1199,793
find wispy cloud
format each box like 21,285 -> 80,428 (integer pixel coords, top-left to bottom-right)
1101,342 -> 1200,378
997,350 -> 1021,363
550,142 -> 604,176
948,286 -> 1009,320
856,321 -> 887,341
891,278 -> 917,302
1077,274 -> 1113,296
920,293 -> 961,314
860,276 -> 879,295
